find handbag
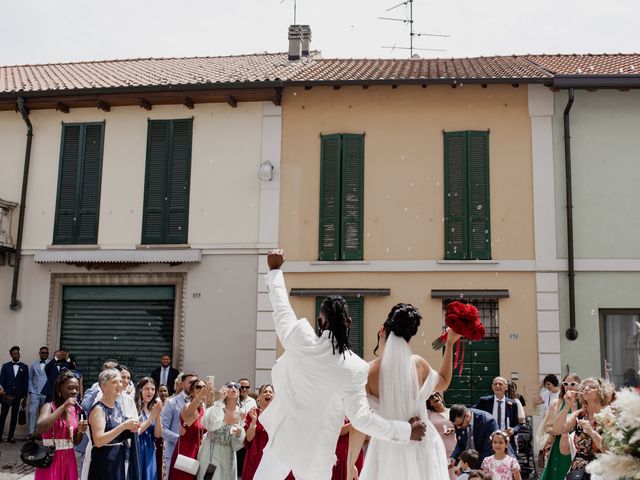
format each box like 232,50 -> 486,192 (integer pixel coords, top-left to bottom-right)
174,454 -> 200,475
0,393 -> 16,406
18,405 -> 27,425
20,439 -> 55,468
566,469 -> 590,480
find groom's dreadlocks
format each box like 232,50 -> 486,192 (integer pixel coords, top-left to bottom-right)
320,296 -> 352,357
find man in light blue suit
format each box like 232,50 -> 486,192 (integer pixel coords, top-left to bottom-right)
28,346 -> 50,437
161,372 -> 196,473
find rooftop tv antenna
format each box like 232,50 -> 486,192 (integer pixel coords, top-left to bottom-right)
280,0 -> 298,24
379,0 -> 450,57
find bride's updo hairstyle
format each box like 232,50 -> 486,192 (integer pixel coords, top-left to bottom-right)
374,303 -> 422,355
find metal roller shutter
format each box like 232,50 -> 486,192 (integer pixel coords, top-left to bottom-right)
60,285 -> 175,387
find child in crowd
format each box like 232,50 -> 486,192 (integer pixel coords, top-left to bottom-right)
481,431 -> 522,480
456,449 -> 481,480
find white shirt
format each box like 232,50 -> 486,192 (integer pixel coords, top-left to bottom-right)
540,388 -> 560,415
160,367 -> 169,387
492,395 -> 507,430
239,396 -> 257,417
13,363 -> 19,376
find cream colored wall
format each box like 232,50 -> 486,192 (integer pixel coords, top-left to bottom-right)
4,103 -> 264,250
0,255 -> 258,387
280,85 -> 535,261
284,270 -> 539,411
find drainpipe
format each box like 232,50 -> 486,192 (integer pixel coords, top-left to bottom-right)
10,97 -> 33,311
563,89 -> 578,340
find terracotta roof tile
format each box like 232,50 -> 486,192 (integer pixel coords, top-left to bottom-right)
525,54 -> 640,75
288,56 -> 551,82
0,53 -> 313,94
2,53 -> 640,96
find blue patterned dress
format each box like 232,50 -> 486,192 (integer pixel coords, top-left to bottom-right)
138,410 -> 158,480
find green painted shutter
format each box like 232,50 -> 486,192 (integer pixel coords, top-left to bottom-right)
53,123 -> 104,245
76,124 -> 104,244
444,132 -> 468,259
142,119 -> 192,245
345,297 -> 364,357
166,119 -> 193,244
467,131 -> 491,260
142,121 -> 171,244
54,125 -> 82,244
316,296 -> 365,357
319,135 -> 342,260
340,134 -> 364,260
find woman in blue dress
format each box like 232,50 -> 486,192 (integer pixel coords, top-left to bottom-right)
135,377 -> 164,480
88,368 -> 141,480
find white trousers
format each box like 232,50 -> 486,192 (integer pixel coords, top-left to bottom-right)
254,446 -> 293,480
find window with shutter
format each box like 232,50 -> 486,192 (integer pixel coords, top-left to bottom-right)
316,296 -> 364,357
319,134 -> 364,261
53,123 -> 105,245
142,119 -> 193,245
444,131 -> 490,260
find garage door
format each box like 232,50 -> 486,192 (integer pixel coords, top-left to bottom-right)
60,285 -> 175,387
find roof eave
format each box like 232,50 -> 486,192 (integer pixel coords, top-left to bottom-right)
553,75 -> 640,89
0,80 -> 285,100
285,77 -> 550,87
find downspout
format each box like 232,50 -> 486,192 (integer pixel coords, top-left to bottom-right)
563,89 -> 578,340
10,97 -> 33,311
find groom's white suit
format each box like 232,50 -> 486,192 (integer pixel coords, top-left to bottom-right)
257,269 -> 411,480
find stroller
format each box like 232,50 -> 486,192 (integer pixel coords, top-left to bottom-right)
516,416 -> 538,479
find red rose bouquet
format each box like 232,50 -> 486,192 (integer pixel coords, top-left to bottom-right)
432,301 -> 485,373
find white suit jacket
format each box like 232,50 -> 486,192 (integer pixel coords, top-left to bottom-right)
260,269 -> 411,480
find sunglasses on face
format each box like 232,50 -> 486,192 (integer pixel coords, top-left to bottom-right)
225,383 -> 240,390
193,384 -> 204,390
240,386 -> 250,390
563,381 -> 578,387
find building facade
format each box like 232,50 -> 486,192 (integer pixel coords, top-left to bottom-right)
0,55 -> 294,388
276,79 -> 541,407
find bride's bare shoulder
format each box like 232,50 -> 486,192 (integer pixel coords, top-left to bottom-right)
367,358 -> 381,395
412,354 -> 432,383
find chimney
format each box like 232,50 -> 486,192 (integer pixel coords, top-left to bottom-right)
288,25 -> 303,61
300,25 -> 311,57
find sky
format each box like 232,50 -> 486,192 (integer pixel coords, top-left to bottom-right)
1,0 -> 638,66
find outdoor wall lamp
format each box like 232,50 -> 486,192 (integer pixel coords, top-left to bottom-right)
258,160 -> 274,181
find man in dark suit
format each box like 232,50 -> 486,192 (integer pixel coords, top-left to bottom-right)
474,376 -> 521,452
0,346 -> 29,443
449,404 -> 499,463
41,348 -> 76,402
151,354 -> 179,395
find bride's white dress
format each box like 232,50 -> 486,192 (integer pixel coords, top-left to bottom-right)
360,332 -> 450,479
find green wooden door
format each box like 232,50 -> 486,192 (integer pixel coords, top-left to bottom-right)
60,285 -> 175,386
445,339 -> 500,406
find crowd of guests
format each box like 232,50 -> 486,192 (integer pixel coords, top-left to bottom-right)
0,343 -> 632,480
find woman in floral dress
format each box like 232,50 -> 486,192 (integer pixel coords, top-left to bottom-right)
197,382 -> 245,480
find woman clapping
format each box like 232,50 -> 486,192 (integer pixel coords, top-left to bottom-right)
88,369 -> 140,480
135,377 -> 164,480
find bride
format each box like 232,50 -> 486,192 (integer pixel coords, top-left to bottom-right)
348,303 -> 461,480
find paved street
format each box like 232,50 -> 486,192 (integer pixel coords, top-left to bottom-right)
0,440 -> 35,480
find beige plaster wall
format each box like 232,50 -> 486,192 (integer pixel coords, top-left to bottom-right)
1,103 -> 264,250
280,85 -> 535,261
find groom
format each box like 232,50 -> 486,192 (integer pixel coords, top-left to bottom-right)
255,249 -> 426,480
